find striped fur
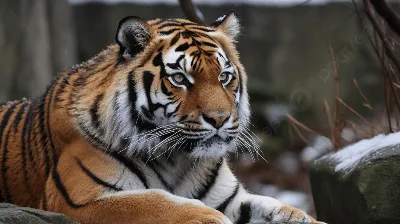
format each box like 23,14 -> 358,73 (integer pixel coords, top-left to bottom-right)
0,12 -> 321,224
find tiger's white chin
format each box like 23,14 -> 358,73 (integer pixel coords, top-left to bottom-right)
188,140 -> 235,159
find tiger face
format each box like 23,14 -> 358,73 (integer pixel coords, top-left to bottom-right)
97,12 -> 252,159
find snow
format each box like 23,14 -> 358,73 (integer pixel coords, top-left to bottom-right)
258,184 -> 311,213
68,0 -> 350,6
301,135 -> 332,162
264,103 -> 290,126
275,190 -> 310,212
340,127 -> 356,142
259,184 -> 279,197
276,152 -> 300,174
323,131 -> 400,172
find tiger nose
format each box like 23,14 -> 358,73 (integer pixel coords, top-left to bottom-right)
202,112 -> 230,129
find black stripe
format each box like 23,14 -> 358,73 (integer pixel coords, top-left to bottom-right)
166,103 -> 180,118
159,28 -> 180,36
179,115 -> 188,122
26,106 -> 35,166
54,72 -> 73,104
21,104 -> 33,200
195,161 -> 222,200
179,22 -> 198,26
45,83 -> 58,168
157,22 -> 180,29
0,103 -> 18,138
287,209 -> 294,221
76,158 -> 123,191
0,102 -> 19,202
175,43 -> 190,52
13,102 -> 27,133
238,70 -> 243,102
196,32 -> 217,42
161,80 -> 172,96
143,71 -> 154,116
143,71 -> 165,117
170,33 -> 181,46
148,162 -> 173,192
216,183 -> 240,213
128,71 -> 139,127
110,152 -> 149,189
181,30 -> 199,39
90,93 -> 104,132
166,55 -> 185,70
38,87 -> 52,177
235,202 -> 251,224
152,52 -> 163,67
201,41 -> 218,48
77,121 -> 108,150
42,189 -> 48,210
52,167 -> 85,208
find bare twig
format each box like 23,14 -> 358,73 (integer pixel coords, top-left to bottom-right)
393,82 -> 400,89
289,121 -> 311,146
328,45 -> 342,149
390,64 -> 400,84
178,0 -> 205,24
323,100 -> 336,150
383,56 -> 394,133
336,97 -> 381,135
287,114 -> 319,134
353,79 -> 373,112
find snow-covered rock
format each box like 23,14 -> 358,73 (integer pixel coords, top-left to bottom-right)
309,132 -> 400,224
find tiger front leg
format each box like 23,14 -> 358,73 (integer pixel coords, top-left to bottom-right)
46,187 -> 232,224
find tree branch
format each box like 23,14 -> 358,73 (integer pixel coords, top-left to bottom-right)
178,0 -> 205,24
364,0 -> 400,72
370,0 -> 400,36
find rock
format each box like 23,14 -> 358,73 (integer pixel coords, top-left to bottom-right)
310,136 -> 400,224
0,203 -> 76,224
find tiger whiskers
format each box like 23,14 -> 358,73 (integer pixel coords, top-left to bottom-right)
149,135 -> 187,162
145,131 -> 182,164
117,123 -> 179,154
233,124 -> 267,163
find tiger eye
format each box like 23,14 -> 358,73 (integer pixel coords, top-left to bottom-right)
173,73 -> 185,83
219,73 -> 229,83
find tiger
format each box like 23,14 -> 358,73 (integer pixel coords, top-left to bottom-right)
0,11 -> 323,224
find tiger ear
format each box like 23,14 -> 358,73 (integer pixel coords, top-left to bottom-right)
116,16 -> 152,58
211,10 -> 240,41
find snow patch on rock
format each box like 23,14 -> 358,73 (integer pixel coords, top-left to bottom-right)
322,132 -> 400,172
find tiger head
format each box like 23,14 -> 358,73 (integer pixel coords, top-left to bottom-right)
80,12 -> 255,159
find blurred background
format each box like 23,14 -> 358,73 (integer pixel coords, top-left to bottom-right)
1,0 -> 399,216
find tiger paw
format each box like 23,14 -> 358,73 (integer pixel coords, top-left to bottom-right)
271,203 -> 323,223
242,195 -> 325,223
